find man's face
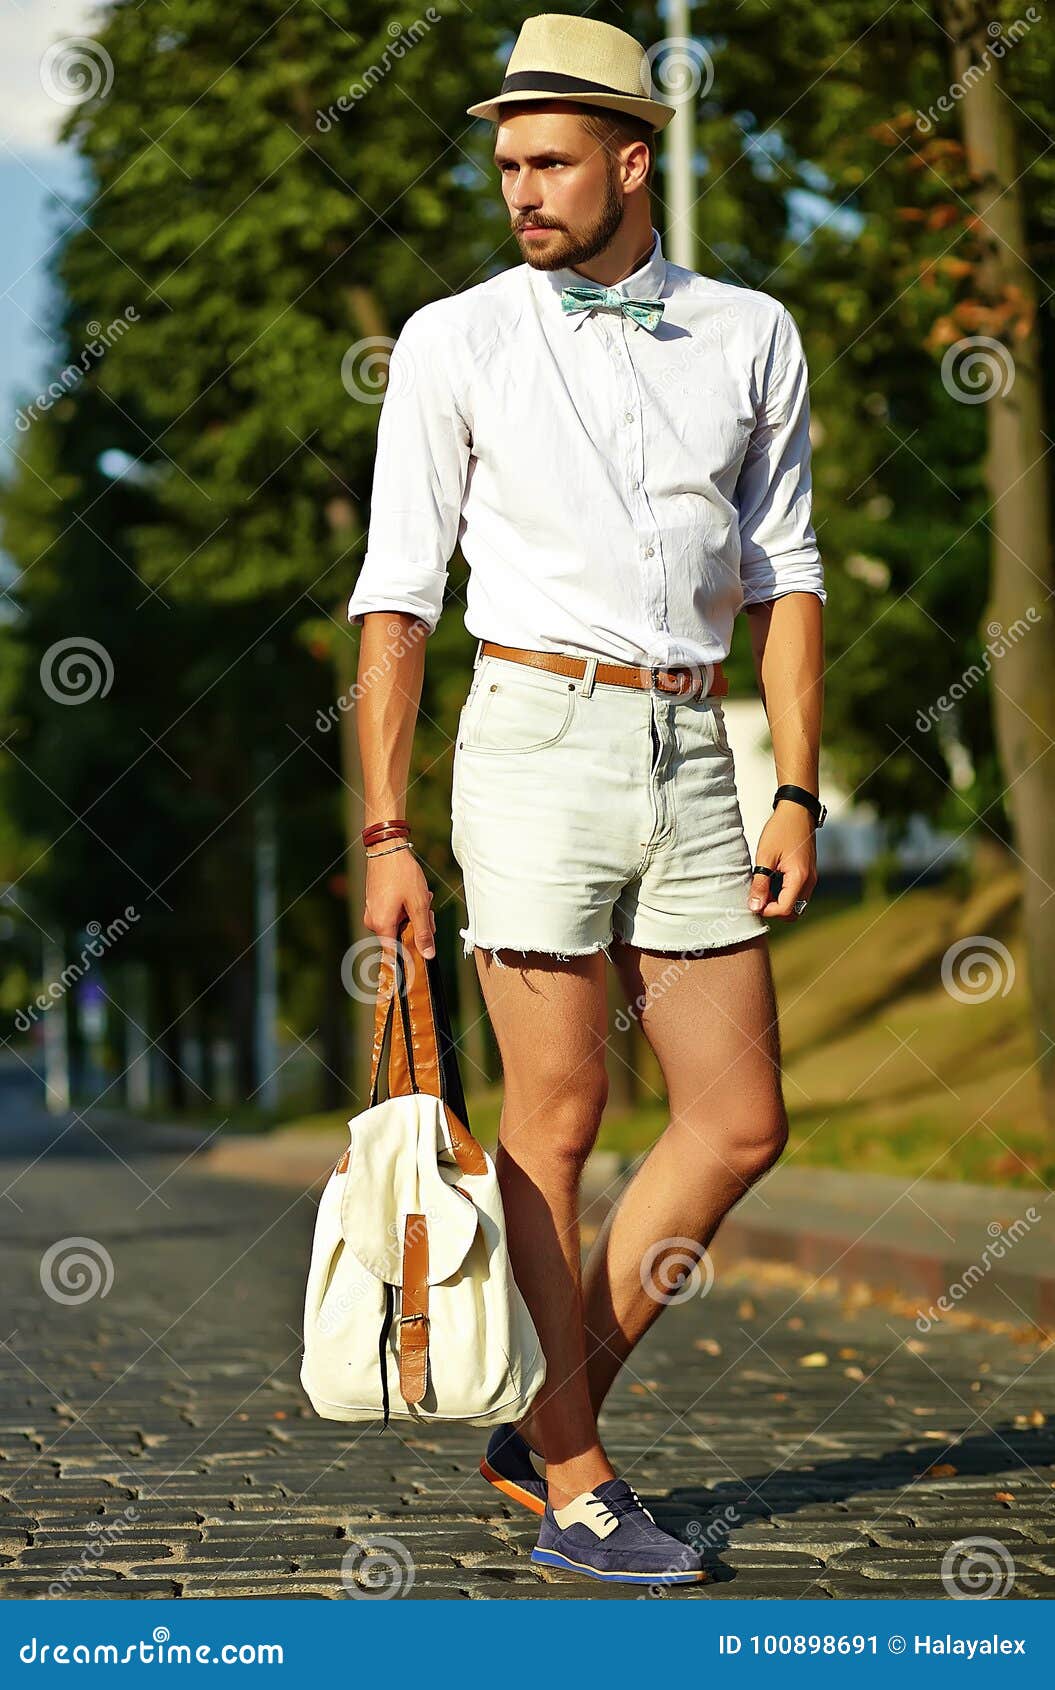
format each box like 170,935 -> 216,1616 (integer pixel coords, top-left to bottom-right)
494,106 -> 629,271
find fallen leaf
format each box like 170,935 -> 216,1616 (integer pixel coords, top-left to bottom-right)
912,1406 -> 936,1416
738,1298 -> 756,1320
273,1410 -> 287,1420
787,1316 -> 804,1330
629,1383 -> 647,1396
905,1339 -> 926,1354
923,1462 -> 958,1478
772,1391 -> 788,1402
838,1347 -> 859,1360
799,1351 -> 829,1368
844,1365 -> 865,1382
694,1338 -> 722,1356
994,1490 -> 1014,1505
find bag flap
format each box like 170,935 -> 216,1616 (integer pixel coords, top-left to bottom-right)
340,1093 -> 480,1285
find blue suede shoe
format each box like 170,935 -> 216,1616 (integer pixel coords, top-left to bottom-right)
479,1423 -> 548,1516
530,1478 -> 706,1584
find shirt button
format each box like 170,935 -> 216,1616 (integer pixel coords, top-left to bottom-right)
645,546 -> 655,557
624,411 -> 633,422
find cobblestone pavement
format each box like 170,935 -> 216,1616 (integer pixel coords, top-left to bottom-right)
2,1099 -> 1054,1601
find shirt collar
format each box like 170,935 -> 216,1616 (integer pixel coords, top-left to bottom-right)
532,225 -> 668,330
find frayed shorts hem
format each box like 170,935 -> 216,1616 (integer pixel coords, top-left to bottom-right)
458,922 -> 767,967
458,925 -> 616,968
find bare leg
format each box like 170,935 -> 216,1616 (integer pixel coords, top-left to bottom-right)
580,933 -> 787,1415
472,945 -> 615,1509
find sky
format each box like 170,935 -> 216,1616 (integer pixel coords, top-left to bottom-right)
1,0 -> 100,460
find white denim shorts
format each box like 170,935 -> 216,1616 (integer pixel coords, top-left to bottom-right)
449,642 -> 768,968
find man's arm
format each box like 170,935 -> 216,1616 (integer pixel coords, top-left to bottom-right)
735,305 -> 826,920
350,311 -> 472,959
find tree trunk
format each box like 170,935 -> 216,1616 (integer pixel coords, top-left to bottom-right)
941,0 -> 1055,1128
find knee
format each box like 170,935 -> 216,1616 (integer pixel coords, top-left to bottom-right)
503,1061 -> 609,1173
733,1098 -> 788,1185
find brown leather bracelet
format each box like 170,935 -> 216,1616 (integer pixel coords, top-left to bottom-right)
362,819 -> 409,845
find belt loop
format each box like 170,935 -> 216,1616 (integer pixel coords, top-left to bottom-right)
472,637 -> 484,670
578,655 -> 598,698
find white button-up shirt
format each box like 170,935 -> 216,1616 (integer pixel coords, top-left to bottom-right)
347,225 -> 825,666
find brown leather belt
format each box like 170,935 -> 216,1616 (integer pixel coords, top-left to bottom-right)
478,640 -> 728,701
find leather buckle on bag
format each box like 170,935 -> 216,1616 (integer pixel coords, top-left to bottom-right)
398,1312 -> 429,1328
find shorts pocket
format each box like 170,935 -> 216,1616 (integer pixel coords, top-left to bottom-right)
458,669 -> 577,756
709,699 -> 730,753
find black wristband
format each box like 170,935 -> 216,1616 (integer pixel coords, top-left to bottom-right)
773,783 -> 827,827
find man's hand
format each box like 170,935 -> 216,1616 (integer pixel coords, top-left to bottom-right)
748,802 -> 818,920
364,849 -> 436,958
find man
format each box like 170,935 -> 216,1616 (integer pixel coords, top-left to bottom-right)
347,14 -> 826,1586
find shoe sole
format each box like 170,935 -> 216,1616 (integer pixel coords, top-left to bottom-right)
479,1456 -> 547,1517
530,1546 -> 706,1584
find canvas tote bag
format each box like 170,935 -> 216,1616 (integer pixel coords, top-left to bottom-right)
300,915 -> 546,1426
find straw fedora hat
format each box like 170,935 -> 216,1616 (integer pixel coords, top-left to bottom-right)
466,13 -> 677,133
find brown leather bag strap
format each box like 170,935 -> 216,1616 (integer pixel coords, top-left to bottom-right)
397,1213 -> 430,1406
377,918 -> 487,1177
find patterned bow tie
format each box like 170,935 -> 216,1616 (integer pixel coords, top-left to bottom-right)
560,284 -> 665,334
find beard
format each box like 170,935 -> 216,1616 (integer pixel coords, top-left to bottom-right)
513,166 -> 625,271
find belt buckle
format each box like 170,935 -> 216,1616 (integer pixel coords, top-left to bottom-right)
650,665 -> 704,702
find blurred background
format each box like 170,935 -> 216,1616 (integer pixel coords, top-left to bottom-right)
2,0 -> 1053,1196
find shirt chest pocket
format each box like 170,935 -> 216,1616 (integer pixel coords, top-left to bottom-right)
458,671 -> 577,755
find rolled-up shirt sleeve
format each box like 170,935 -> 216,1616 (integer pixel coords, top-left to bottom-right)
347,308 -> 471,635
736,305 -> 826,607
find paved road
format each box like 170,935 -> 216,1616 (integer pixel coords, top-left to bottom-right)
1,1075 -> 1054,1600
